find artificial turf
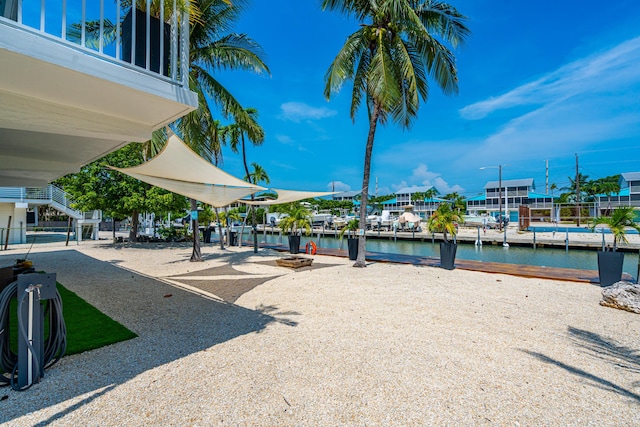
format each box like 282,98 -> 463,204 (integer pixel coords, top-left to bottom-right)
8,283 -> 137,356
56,283 -> 138,355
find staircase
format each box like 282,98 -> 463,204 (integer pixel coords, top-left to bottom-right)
0,185 -> 101,222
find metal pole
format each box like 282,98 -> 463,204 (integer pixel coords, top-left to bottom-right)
576,154 -> 581,227
602,229 -> 605,251
475,226 -> 482,246
565,228 -> 569,252
533,229 -> 536,249
498,165 -> 502,231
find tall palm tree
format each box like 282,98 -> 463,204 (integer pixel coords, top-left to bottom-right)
241,162 -> 270,252
443,192 -> 466,213
323,0 -> 469,267
220,107 -> 264,252
600,181 -> 621,214
146,0 -> 269,261
424,187 -> 439,216
225,107 -> 265,180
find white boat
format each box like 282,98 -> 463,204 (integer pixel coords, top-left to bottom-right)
462,214 -> 498,229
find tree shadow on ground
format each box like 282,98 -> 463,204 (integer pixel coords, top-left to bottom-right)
521,350 -> 640,403
520,325 -> 640,404
567,326 -> 640,374
0,249 -> 298,424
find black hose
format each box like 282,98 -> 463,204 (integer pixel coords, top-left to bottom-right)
0,280 -> 66,390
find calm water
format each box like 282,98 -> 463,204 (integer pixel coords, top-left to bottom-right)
217,230 -> 639,276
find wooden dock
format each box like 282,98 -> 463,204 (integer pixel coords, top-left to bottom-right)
262,243 -> 633,285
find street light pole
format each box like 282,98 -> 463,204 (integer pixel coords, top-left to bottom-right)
481,164 -> 509,247
498,165 -> 502,231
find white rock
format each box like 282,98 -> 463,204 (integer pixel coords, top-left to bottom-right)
600,281 -> 640,314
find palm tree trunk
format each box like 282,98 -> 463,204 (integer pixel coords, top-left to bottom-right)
214,207 -> 225,250
225,206 -> 231,246
190,198 -> 203,262
355,103 -> 381,267
240,205 -> 250,247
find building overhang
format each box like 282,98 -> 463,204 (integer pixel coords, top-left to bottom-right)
0,19 -> 197,186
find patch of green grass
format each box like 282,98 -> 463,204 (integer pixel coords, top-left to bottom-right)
56,284 -> 137,355
8,283 -> 137,356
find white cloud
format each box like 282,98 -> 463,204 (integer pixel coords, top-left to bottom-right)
327,180 -> 351,192
276,134 -> 294,144
433,177 -> 464,194
450,35 -> 640,172
390,165 -> 465,195
279,102 -> 337,122
460,35 -> 640,120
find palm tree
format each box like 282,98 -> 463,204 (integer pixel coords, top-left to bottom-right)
424,187 -> 439,216
225,107 -> 265,180
427,202 -> 462,242
600,181 -> 621,214
278,203 -> 312,236
323,0 -> 469,267
443,192 -> 466,213
143,0 -> 269,261
591,207 -> 640,251
242,162 -> 270,252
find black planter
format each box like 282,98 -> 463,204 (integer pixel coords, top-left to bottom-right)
439,241 -> 457,270
597,251 -> 624,287
347,238 -> 359,261
288,235 -> 301,254
203,228 -> 212,243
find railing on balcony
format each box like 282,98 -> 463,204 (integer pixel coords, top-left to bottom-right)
0,184 -> 101,221
0,0 -> 189,86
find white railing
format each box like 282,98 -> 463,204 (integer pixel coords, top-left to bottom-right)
0,0 -> 189,86
0,184 -> 101,221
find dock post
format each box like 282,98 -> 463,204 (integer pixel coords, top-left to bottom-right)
565,228 -> 569,252
601,229 -> 605,251
475,226 -> 482,246
533,229 -> 536,249
503,225 -> 509,247
636,249 -> 640,283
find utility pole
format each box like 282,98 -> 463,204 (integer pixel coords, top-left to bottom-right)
498,165 -> 503,231
576,154 -> 580,227
545,160 -> 549,194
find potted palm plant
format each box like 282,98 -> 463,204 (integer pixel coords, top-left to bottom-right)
278,203 -> 312,254
339,218 -> 360,260
427,203 -> 462,270
591,206 -> 640,287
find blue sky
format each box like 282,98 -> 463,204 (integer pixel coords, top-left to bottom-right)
216,0 -> 640,199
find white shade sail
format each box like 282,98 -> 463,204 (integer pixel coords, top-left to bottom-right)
110,134 -> 333,208
109,168 -> 263,208
116,134 -> 263,188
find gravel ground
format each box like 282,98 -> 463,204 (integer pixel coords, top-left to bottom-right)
0,242 -> 639,426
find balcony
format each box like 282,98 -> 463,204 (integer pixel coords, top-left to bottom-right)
0,0 -> 198,186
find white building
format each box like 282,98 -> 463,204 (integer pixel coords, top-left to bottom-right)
0,1 -> 197,243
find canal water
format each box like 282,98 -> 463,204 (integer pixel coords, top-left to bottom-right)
219,230 -> 640,277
